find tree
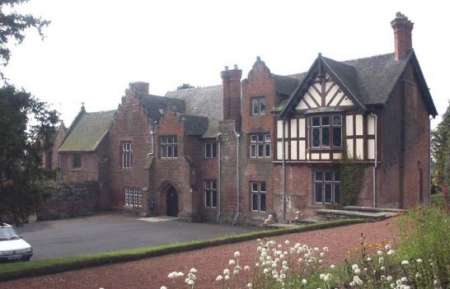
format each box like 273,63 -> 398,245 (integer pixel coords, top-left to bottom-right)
0,0 -> 50,67
431,102 -> 450,210
0,0 -> 56,224
0,86 -> 59,224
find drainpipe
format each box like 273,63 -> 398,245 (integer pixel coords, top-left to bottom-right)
216,133 -> 222,222
372,113 -> 378,208
233,132 -> 241,224
282,120 -> 287,222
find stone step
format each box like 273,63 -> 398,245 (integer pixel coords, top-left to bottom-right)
343,206 -> 406,213
316,209 -> 399,220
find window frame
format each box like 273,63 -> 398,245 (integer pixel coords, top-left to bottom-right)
313,169 -> 341,204
160,135 -> 178,159
121,142 -> 133,169
249,133 -> 271,159
124,187 -> 143,208
250,181 -> 267,212
204,142 -> 217,159
310,114 -> 342,150
204,180 -> 217,208
72,153 -> 82,169
250,96 -> 267,116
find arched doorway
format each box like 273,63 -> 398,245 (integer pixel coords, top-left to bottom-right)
166,186 -> 179,217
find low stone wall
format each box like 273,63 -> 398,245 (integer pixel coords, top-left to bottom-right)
37,181 -> 100,220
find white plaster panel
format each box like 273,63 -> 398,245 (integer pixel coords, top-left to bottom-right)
299,140 -> 306,160
367,114 -> 376,135
277,120 -> 283,138
277,141 -> 283,160
297,100 -> 308,110
368,139 -> 375,159
299,118 -> 305,138
290,118 -> 297,138
346,115 -> 353,136
321,153 -> 330,160
290,140 -> 298,160
311,153 -> 320,160
346,139 -> 354,159
333,153 -> 343,160
355,114 -> 364,136
356,138 -> 364,159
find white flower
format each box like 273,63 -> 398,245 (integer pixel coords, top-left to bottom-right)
323,246 -> 329,252
168,272 -> 176,279
377,250 -> 384,256
247,283 -> 253,288
352,264 -> 359,270
366,257 -> 372,262
301,279 -> 308,285
176,272 -> 184,277
244,265 -> 250,271
160,286 -> 167,289
353,275 -> 364,285
387,249 -> 395,255
401,260 -> 409,266
223,268 -> 230,275
319,252 -> 325,257
229,259 -> 236,266
401,277 -> 408,282
234,251 -> 240,258
284,240 -> 290,245
354,268 -> 361,275
386,275 -> 393,281
185,279 -> 194,286
385,244 -> 392,250
224,275 -> 230,281
416,258 -> 423,263
189,268 -> 197,274
330,264 -> 336,269
380,266 -> 386,271
215,275 -> 223,281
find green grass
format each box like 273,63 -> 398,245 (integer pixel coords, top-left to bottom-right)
431,193 -> 445,207
0,218 -> 364,281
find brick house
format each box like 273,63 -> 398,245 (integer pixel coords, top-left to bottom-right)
56,13 -> 437,223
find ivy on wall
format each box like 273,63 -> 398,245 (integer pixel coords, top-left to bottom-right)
338,157 -> 367,206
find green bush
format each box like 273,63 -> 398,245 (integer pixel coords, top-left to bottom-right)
397,206 -> 450,287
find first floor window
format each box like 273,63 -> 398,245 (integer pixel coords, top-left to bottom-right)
124,187 -> 143,208
250,133 -> 271,158
204,180 -> 217,208
121,142 -> 132,168
251,97 -> 267,116
314,169 -> 340,204
160,135 -> 178,158
251,182 -> 266,212
72,153 -> 81,168
204,142 -> 217,159
311,114 -> 342,149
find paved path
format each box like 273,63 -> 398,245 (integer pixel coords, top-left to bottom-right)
1,218 -> 399,289
15,214 -> 254,260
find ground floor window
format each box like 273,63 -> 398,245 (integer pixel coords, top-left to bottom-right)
124,187 -> 143,208
251,181 -> 266,212
204,180 -> 217,208
314,169 -> 340,204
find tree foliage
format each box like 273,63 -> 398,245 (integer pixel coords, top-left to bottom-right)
432,102 -> 450,186
0,0 -> 56,224
0,0 -> 50,67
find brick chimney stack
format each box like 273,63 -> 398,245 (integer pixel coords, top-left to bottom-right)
221,64 -> 242,129
391,12 -> 414,61
129,81 -> 149,96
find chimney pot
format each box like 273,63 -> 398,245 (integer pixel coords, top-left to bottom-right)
225,65 -> 229,71
129,82 -> 149,95
233,64 -> 238,70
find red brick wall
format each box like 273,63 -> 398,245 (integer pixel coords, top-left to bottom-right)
109,92 -> 152,212
60,152 -> 100,183
239,59 -> 278,223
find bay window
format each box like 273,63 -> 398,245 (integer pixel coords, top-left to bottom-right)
311,114 -> 342,149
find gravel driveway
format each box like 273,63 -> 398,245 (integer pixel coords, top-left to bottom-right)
15,213 -> 254,260
2,218 -> 399,289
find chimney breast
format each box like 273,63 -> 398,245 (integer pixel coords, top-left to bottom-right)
391,12 -> 414,61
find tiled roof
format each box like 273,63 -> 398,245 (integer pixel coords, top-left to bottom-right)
165,85 -> 223,120
59,110 -> 115,152
278,52 -> 437,117
139,94 -> 185,121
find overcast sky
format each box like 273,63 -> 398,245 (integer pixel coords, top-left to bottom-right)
3,0 -> 449,128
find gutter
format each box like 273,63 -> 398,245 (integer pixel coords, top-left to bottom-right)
372,113 -> 378,208
216,133 -> 222,222
232,132 -> 241,225
282,120 -> 287,222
